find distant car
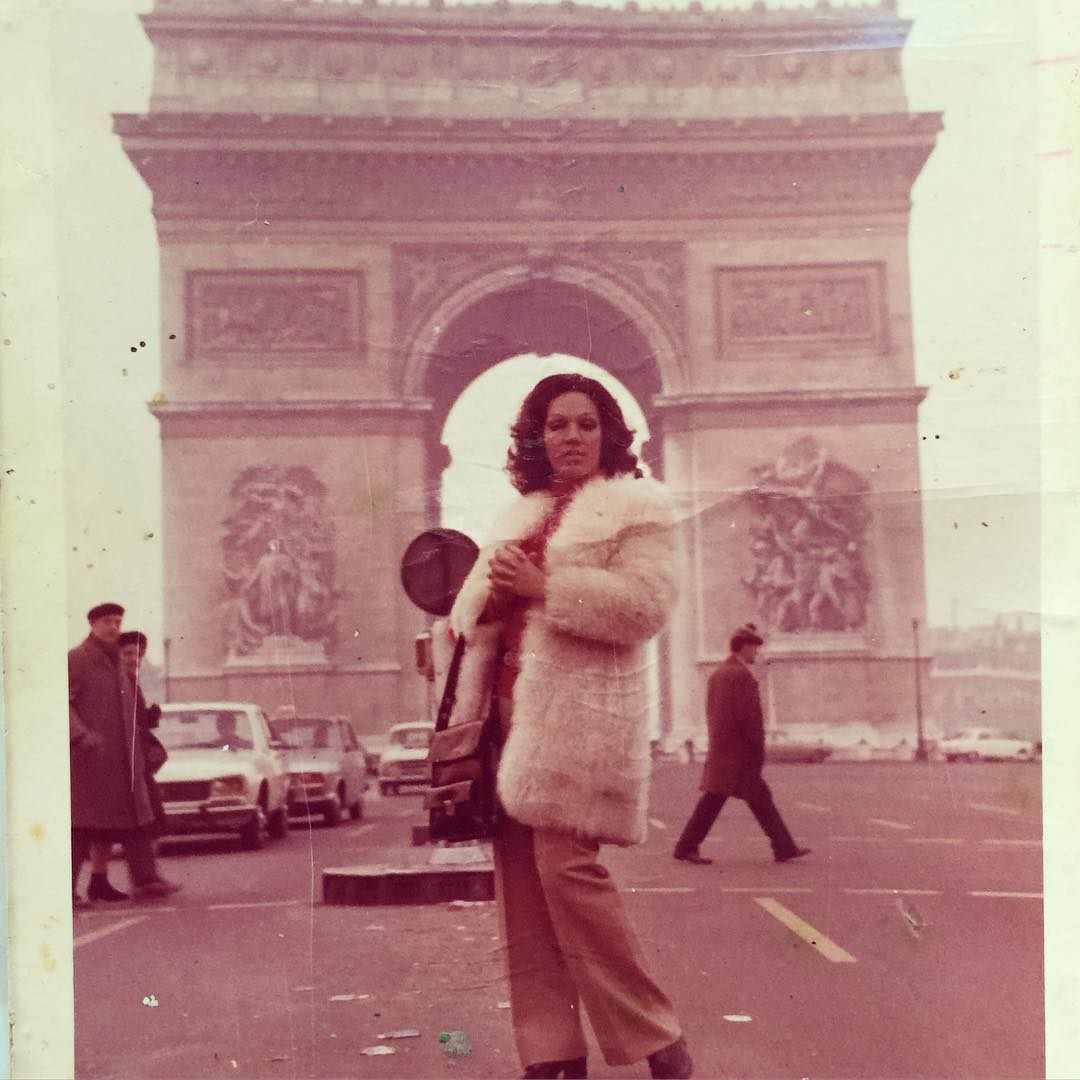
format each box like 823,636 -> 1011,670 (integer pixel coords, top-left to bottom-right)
155,703 -> 290,849
765,729 -> 833,764
938,727 -> 1037,763
268,714 -> 368,826
377,722 -> 435,795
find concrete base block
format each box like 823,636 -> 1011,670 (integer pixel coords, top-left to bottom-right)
322,862 -> 495,906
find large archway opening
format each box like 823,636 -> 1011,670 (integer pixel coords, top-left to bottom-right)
410,269 -> 674,740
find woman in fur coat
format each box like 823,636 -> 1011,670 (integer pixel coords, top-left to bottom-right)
449,373 -> 693,1080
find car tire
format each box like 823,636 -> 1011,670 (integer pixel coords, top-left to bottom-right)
380,782 -> 397,797
267,805 -> 289,840
240,804 -> 268,851
349,796 -> 363,821
323,790 -> 343,827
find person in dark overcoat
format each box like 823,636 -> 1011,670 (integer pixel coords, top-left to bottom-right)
673,623 -> 810,866
70,603 -> 178,903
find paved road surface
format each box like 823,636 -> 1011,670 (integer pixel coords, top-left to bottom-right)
74,762 -> 1043,1078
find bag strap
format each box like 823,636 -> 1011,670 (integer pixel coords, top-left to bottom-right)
434,633 -> 468,734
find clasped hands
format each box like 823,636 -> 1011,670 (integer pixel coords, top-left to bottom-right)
487,543 -> 546,601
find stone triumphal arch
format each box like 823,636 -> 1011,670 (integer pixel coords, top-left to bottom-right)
117,0 -> 939,740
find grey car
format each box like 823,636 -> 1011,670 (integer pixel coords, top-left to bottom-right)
269,714 -> 368,826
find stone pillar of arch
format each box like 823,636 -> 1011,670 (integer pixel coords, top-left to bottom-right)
117,0 -> 940,741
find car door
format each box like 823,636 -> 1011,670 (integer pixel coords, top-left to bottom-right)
256,708 -> 289,810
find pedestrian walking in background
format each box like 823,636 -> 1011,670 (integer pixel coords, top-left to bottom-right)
449,373 -> 693,1080
70,603 -> 179,904
673,624 -> 810,867
117,631 -> 169,836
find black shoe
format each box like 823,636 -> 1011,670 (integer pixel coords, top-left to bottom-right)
648,1036 -> 693,1079
521,1058 -> 587,1079
87,874 -> 129,902
775,846 -> 811,863
673,849 -> 713,866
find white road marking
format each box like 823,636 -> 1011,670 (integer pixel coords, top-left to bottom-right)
76,906 -> 180,916
969,890 -> 1043,899
982,838 -> 1041,847
905,838 -> 964,845
207,899 -> 303,911
829,836 -> 890,842
970,802 -> 1024,816
721,886 -> 813,894
844,888 -> 942,896
797,801 -> 831,812
868,818 -> 913,830
754,898 -> 857,963
648,817 -> 668,830
624,887 -> 694,894
74,916 -> 148,949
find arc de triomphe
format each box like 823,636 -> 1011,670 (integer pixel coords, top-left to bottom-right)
116,0 -> 939,741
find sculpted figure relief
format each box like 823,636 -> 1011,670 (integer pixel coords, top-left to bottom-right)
744,436 -> 871,634
222,466 -> 337,656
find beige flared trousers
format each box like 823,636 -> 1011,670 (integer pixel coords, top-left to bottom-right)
493,812 -> 682,1067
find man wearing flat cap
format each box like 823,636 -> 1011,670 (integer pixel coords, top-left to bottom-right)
70,603 -> 179,902
673,623 -> 810,866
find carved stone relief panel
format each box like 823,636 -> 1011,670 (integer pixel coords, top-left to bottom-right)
187,271 -> 366,365
743,436 -> 872,634
714,262 -> 887,358
221,465 -> 338,665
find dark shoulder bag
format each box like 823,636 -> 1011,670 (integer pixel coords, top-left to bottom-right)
423,634 -> 500,842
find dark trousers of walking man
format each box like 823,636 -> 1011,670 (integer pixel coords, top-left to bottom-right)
675,778 -> 798,861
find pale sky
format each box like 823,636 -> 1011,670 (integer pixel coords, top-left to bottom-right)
48,0 -> 1042,661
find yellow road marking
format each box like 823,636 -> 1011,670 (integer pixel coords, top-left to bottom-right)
754,898 -> 857,963
74,916 -> 148,949
208,900 -> 303,911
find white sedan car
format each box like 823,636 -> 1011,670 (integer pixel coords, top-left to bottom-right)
938,727 -> 1038,763
377,721 -> 435,795
155,702 -> 291,849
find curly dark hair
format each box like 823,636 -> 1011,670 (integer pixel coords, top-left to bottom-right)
506,373 -> 641,494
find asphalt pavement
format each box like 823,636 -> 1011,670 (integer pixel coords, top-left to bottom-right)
73,762 -> 1043,1079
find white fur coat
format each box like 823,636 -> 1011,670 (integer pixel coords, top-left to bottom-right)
448,472 -> 678,846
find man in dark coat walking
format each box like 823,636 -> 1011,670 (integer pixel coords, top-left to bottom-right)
70,603 -> 179,903
673,623 -> 810,866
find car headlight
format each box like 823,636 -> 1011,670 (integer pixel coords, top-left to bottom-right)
209,775 -> 247,798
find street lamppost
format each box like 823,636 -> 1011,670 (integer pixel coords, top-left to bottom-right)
912,618 -> 928,761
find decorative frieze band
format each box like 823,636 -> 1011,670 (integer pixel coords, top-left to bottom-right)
186,271 -> 366,365
714,262 -> 888,359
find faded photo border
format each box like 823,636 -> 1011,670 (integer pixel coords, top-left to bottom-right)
2,0 -> 1079,1077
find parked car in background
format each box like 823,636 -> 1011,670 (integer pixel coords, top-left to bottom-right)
377,721 -> 435,795
938,727 -> 1038,763
268,713 -> 367,826
155,703 -> 290,849
765,729 -> 833,764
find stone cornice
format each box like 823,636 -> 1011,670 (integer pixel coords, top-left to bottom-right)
655,386 -> 929,417
146,0 -> 908,42
115,110 -> 942,152
115,115 -> 939,221
149,398 -> 433,419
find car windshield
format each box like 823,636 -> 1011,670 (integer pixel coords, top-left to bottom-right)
269,718 -> 343,752
158,710 -> 255,751
392,727 -> 432,749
